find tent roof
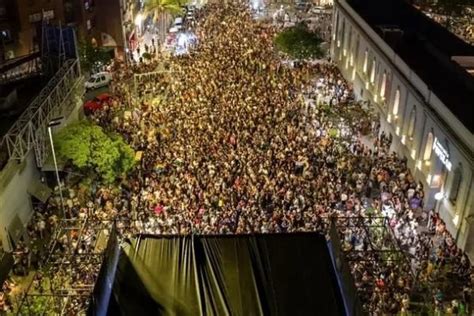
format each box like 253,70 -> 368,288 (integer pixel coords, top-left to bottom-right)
107,233 -> 345,316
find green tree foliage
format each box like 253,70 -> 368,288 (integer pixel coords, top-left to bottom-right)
144,0 -> 184,18
54,121 -> 135,183
274,23 -> 324,60
78,40 -> 113,73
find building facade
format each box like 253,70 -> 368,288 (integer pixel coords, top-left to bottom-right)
0,0 -> 132,61
331,0 -> 474,259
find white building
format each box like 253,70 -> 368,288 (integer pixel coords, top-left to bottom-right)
331,0 -> 474,260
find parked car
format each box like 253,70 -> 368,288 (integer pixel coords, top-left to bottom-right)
85,72 -> 112,91
174,17 -> 184,29
295,0 -> 311,11
83,93 -> 113,114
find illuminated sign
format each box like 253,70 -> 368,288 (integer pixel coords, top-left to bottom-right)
433,138 -> 452,171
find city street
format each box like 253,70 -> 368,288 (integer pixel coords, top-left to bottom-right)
2,1 -> 472,315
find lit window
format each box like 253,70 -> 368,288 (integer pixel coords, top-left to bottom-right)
380,71 -> 386,98
363,50 -> 368,73
370,58 -> 376,83
407,108 -> 416,140
449,165 -> 462,205
392,88 -> 400,115
423,132 -> 434,161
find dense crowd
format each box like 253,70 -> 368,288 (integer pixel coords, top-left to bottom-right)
422,7 -> 474,45
2,1 -> 472,315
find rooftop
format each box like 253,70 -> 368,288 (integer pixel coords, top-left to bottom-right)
346,0 -> 474,133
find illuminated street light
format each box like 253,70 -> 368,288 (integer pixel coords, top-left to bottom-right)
434,192 -> 444,201
135,13 -> 143,27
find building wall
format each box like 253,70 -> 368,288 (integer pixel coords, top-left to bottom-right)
13,0 -> 67,57
2,0 -> 127,61
331,0 -> 474,259
0,152 -> 38,252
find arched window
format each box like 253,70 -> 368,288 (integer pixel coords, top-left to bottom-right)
423,131 -> 434,161
449,165 -> 463,205
363,49 -> 368,73
407,108 -> 416,140
344,27 -> 352,56
392,88 -> 400,116
339,19 -> 345,48
370,58 -> 376,83
380,71 -> 387,98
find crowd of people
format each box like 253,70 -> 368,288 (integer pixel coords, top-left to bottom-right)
3,1 -> 472,315
420,6 -> 474,45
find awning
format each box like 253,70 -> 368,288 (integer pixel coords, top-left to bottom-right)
27,178 -> 52,203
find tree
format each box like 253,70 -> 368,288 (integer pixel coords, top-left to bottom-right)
144,0 -> 185,16
274,23 -> 324,60
78,40 -> 113,73
144,0 -> 184,41
54,121 -> 135,183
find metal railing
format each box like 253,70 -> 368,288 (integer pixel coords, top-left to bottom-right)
0,58 -> 83,168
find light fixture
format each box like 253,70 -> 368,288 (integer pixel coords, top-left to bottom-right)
135,13 -> 143,27
416,160 -> 422,169
434,192 -> 444,201
426,174 -> 432,184
396,126 -> 400,136
453,214 -> 460,226
411,149 -> 416,160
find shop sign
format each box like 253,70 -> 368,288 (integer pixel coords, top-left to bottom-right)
433,137 -> 452,171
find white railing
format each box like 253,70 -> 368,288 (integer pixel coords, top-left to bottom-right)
0,59 -> 83,168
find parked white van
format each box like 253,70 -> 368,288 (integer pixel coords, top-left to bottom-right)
85,72 -> 112,91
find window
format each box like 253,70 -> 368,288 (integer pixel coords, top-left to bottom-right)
344,27 -> 352,57
363,49 -> 368,73
333,11 -> 339,41
29,12 -> 42,23
0,29 -> 11,42
380,71 -> 386,98
423,132 -> 434,161
407,108 -> 416,140
449,165 -> 462,204
370,58 -> 376,83
392,88 -> 400,116
354,35 -> 360,62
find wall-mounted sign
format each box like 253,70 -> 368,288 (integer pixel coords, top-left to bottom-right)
433,137 -> 452,171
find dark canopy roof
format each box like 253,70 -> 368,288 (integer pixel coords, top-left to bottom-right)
347,0 -> 474,133
107,233 -> 345,316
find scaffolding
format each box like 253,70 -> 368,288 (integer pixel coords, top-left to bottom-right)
16,217 -> 113,315
14,214 -> 431,315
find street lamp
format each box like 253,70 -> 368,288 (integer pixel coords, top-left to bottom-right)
48,117 -> 68,219
434,192 -> 444,201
